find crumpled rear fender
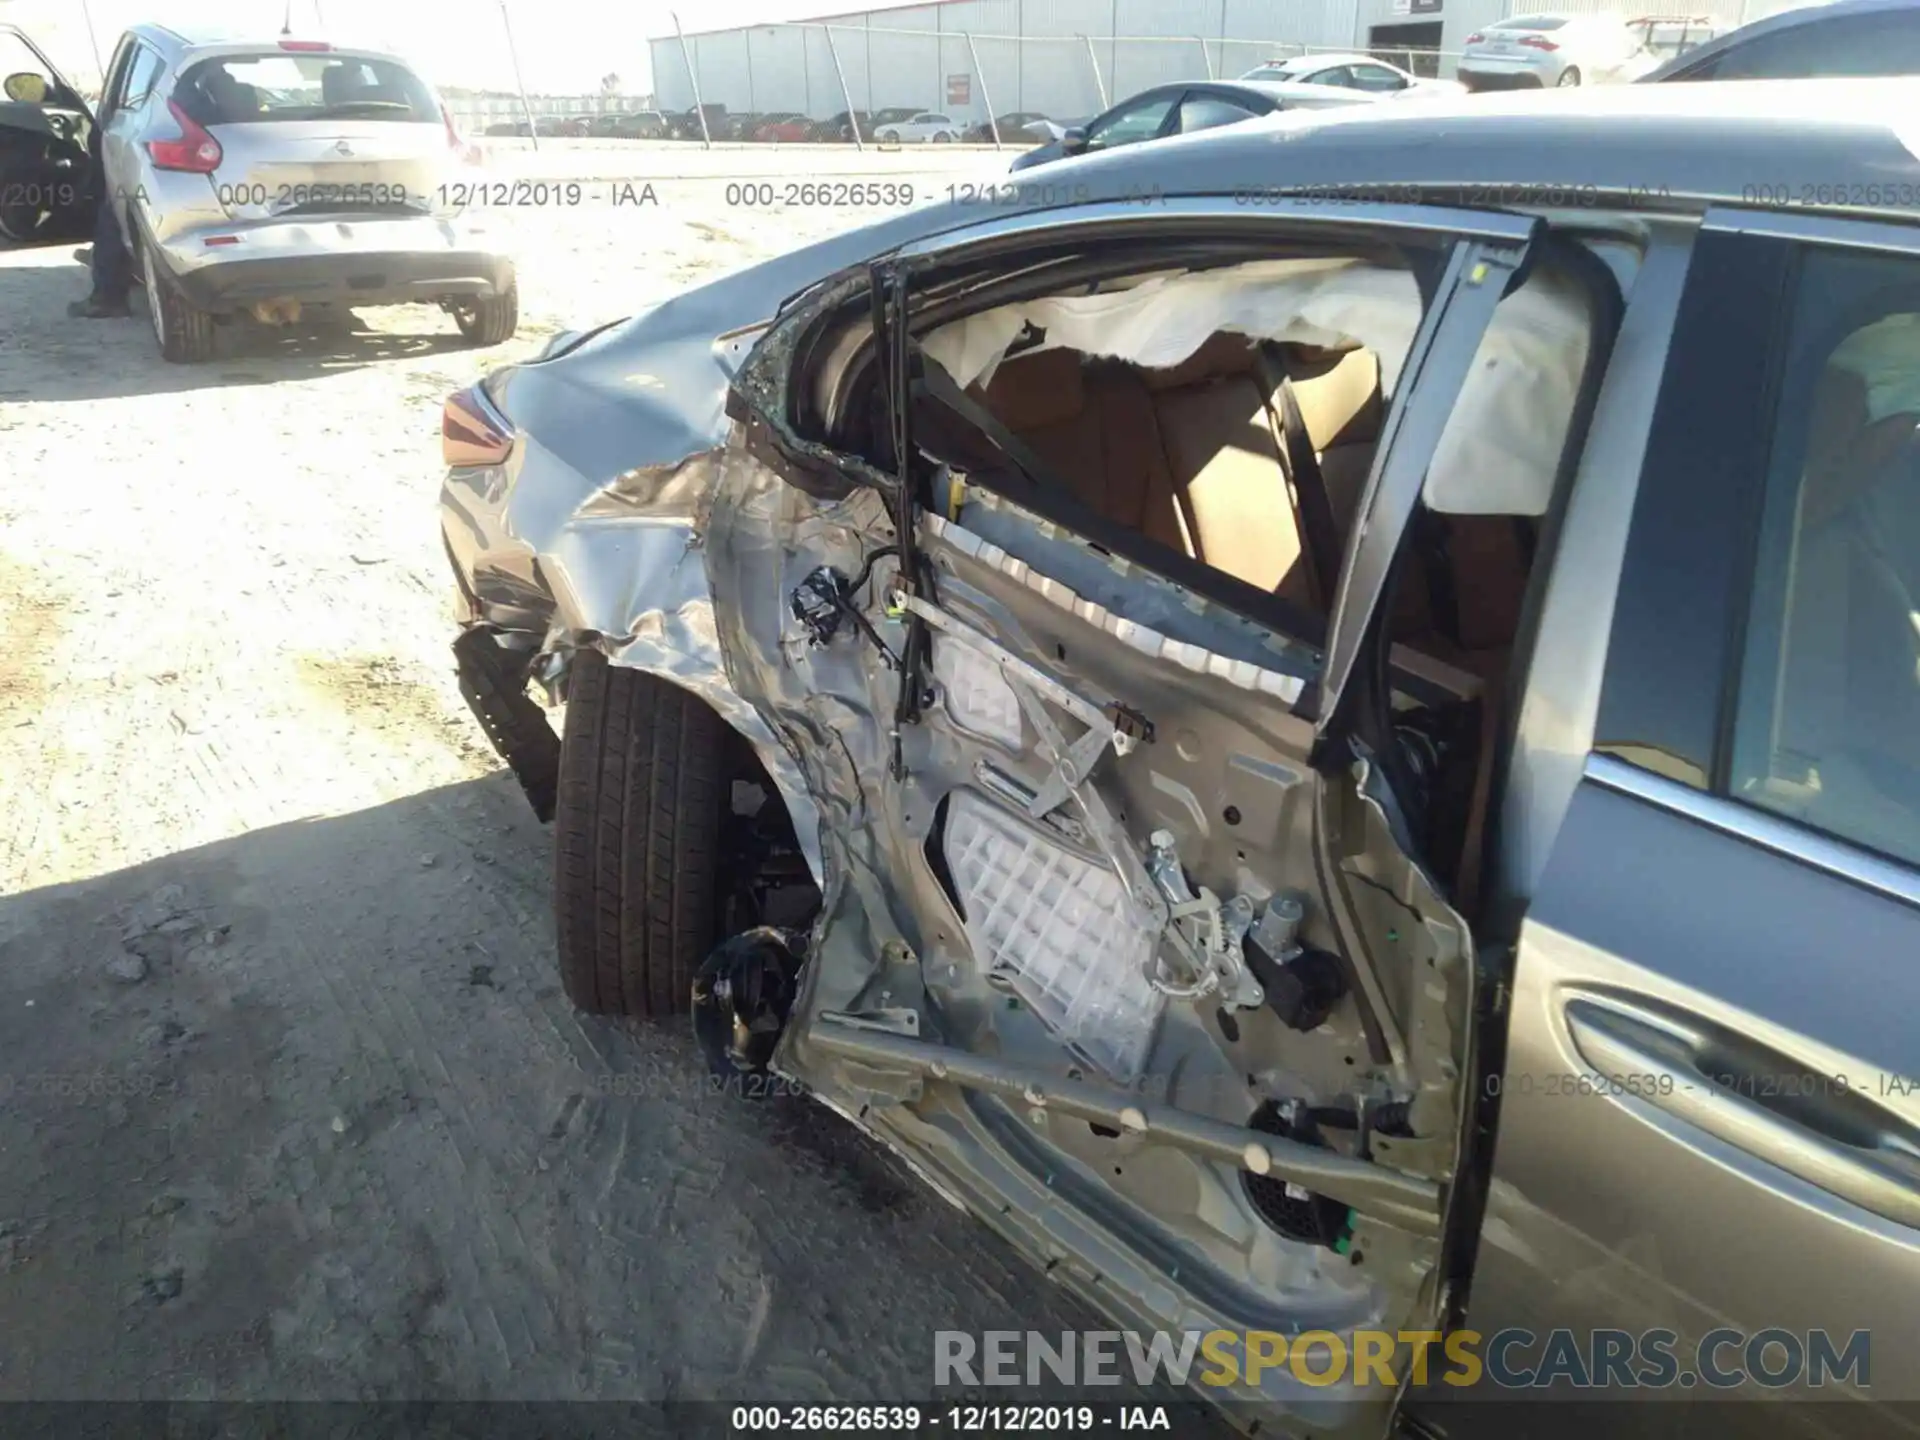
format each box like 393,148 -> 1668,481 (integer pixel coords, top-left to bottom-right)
441,428 -> 826,882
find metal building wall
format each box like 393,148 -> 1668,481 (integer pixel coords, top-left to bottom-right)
651,0 -> 1809,123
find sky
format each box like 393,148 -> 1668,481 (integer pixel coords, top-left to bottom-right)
2,0 -> 858,96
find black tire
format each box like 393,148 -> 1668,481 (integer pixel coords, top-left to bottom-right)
1556,66 -> 1582,87
141,238 -> 215,363
553,651 -> 725,1017
454,281 -> 518,345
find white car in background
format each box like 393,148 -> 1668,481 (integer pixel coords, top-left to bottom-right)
875,111 -> 961,143
1458,14 -> 1664,88
1239,53 -> 1466,97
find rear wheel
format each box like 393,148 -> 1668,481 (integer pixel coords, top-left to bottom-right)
552,651 -> 726,1017
1556,66 -> 1582,86
452,280 -> 518,345
880,129 -> 900,143
933,131 -> 952,143
141,240 -> 215,363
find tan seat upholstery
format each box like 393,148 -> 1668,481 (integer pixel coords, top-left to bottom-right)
978,336 -> 1390,611
1143,336 -> 1306,597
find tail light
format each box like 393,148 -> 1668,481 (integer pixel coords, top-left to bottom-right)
146,97 -> 222,173
1465,31 -> 1485,43
1518,35 -> 1560,49
278,40 -> 333,52
444,386 -> 515,468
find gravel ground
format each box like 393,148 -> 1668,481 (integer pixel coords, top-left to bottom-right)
0,146 -> 1169,1410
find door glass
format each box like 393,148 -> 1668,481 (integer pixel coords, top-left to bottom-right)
1349,64 -> 1408,90
1175,94 -> 1256,133
1728,246 -> 1920,865
1711,14 -> 1920,77
1306,65 -> 1355,86
122,46 -> 164,110
1084,95 -> 1174,148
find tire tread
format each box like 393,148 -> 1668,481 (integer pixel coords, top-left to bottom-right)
552,652 -> 722,1017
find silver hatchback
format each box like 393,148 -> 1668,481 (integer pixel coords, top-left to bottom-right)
96,25 -> 516,362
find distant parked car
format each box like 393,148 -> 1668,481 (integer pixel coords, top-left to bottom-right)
875,111 -> 960,143
1010,79 -> 1375,171
482,119 -> 528,137
606,109 -> 668,139
1458,14 -> 1663,89
1240,53 -> 1465,96
752,112 -> 815,143
664,104 -> 725,139
963,110 -> 1053,142
533,114 -> 586,137
866,107 -> 920,138
1640,0 -> 1920,79
820,108 -> 870,141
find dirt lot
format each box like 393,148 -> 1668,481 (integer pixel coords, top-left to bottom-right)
0,146 -> 1159,1409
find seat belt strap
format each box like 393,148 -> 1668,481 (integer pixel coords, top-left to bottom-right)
912,360 -> 1071,501
1272,368 -> 1344,611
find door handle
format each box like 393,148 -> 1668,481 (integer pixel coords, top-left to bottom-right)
1562,994 -> 1920,1230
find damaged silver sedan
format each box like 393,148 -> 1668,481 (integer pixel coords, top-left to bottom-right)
441,81 -> 1920,1437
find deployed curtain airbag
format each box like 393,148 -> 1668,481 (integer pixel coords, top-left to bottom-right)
921,254 -> 1598,518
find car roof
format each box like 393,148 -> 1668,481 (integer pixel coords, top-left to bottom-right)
1640,0 -> 1917,79
1252,53 -> 1393,69
1049,77 -> 1920,224
122,23 -> 411,67
1204,78 -> 1378,101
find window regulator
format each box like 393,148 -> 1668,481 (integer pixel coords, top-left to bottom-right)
890,592 -> 1263,1010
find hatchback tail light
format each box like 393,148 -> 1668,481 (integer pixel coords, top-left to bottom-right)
147,98 -> 223,173
1518,35 -> 1561,49
444,386 -> 515,468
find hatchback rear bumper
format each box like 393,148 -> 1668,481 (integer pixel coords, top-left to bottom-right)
154,213 -> 511,312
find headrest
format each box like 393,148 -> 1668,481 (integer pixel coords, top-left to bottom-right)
320,64 -> 353,106
1285,346 -> 1382,451
981,347 -> 1086,432
1140,332 -> 1261,392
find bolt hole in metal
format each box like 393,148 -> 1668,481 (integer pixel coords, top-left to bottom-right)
1055,642 -> 1068,661
1223,805 -> 1242,826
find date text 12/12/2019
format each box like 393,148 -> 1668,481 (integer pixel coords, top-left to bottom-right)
727,1404 -> 1175,1433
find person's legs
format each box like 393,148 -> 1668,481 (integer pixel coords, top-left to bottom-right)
69,196 -> 132,318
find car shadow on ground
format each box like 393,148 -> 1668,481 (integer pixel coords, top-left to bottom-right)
0,772 -> 1200,1410
0,243 -> 494,402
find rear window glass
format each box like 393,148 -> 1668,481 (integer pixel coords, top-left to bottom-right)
1494,16 -> 1569,30
177,52 -> 438,126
